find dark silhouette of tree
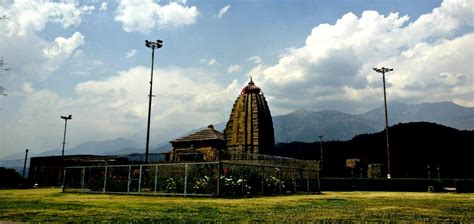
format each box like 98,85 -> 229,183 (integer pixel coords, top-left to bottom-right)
0,167 -> 22,188
276,122 -> 473,178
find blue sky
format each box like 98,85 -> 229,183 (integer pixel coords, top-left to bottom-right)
0,0 -> 472,157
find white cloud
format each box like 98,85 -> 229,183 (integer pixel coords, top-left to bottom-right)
1,1 -> 94,36
218,5 -> 231,19
114,0 -> 199,33
126,49 -> 138,59
248,56 -> 262,64
43,32 -> 85,59
208,59 -> 217,66
0,2 -> 90,94
200,58 -> 217,66
100,2 -> 108,12
227,64 -> 241,73
252,0 -> 474,113
3,66 -> 241,155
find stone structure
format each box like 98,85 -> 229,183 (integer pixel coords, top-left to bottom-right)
224,78 -> 275,155
169,124 -> 225,161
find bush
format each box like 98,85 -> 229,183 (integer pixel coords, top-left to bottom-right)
0,167 -> 23,188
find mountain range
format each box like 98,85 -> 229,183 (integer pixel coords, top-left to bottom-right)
273,101 -> 474,142
1,101 -> 473,164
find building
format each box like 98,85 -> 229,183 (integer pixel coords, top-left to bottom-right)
169,124 -> 225,161
224,78 -> 275,155
28,155 -> 128,186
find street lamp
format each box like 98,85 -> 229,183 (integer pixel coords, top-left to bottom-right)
373,67 -> 393,179
144,39 -> 163,163
60,115 -> 72,157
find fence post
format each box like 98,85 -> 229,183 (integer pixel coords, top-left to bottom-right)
154,165 -> 158,195
306,170 -> 310,192
216,161 -> 220,197
127,165 -> 131,194
293,169 -> 296,193
278,168 -> 282,194
62,168 -> 66,193
184,163 -> 188,196
103,166 -> 108,193
241,164 -> 244,196
261,166 -> 265,195
138,165 -> 143,193
81,167 -> 85,193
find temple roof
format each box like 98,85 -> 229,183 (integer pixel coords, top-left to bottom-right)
170,124 -> 224,143
241,77 -> 261,94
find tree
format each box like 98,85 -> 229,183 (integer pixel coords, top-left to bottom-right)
0,167 -> 22,188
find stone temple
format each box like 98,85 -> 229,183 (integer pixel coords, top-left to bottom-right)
224,78 -> 275,155
164,77 -> 275,161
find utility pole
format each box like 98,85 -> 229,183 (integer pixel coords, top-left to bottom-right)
373,67 -> 393,179
144,39 -> 163,164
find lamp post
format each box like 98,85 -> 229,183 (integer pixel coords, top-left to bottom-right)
60,114 -> 71,188
144,39 -> 163,164
60,115 -> 72,157
373,67 -> 393,179
22,149 -> 29,179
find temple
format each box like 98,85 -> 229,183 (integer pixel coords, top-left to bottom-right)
224,78 -> 275,155
168,77 -> 275,161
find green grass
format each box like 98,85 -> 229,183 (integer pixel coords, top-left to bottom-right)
0,189 -> 473,222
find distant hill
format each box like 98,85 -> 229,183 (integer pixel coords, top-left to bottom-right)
36,137 -> 141,156
3,101 -> 472,164
273,109 -> 378,142
276,122 -> 474,178
361,101 -> 474,130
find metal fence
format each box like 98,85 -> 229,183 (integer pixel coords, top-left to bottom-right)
63,161 -> 320,197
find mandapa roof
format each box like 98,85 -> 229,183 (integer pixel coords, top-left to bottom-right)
170,124 -> 224,143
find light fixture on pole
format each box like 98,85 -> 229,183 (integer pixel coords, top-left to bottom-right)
60,114 -> 72,188
373,67 -> 393,179
60,115 -> 72,157
144,39 -> 163,164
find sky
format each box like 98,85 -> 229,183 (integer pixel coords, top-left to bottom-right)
0,0 -> 472,158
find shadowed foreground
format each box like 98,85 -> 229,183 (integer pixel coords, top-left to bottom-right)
0,189 -> 472,222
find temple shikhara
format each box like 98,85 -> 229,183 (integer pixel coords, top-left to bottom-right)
168,78 -> 275,161
224,78 -> 275,155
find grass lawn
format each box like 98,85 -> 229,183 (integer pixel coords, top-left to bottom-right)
0,189 -> 473,222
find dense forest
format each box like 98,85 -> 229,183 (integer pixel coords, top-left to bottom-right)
276,122 -> 473,178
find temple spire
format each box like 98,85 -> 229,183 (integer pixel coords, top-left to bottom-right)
225,75 -> 275,155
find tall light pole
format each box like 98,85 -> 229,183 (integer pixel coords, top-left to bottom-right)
373,67 -> 393,179
22,149 -> 29,179
144,39 -> 163,163
60,114 -> 71,188
60,115 -> 72,157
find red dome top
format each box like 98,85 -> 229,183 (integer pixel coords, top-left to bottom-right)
241,78 -> 261,94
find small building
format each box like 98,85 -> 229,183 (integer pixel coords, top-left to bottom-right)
169,124 -> 225,162
28,155 -> 128,186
